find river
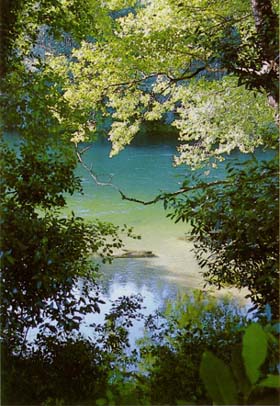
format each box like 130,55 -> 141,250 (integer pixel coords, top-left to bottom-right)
65,140 -> 270,341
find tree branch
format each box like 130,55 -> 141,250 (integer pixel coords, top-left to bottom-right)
76,146 -> 121,192
170,65 -> 207,82
76,145 -> 277,209
75,146 -> 232,205
118,180 -> 231,206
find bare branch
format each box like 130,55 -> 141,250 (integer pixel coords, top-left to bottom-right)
75,145 -> 231,205
76,146 -> 277,208
118,180 -> 230,206
76,146 -> 121,192
79,145 -> 92,155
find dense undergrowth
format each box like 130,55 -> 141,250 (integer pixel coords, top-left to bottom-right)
2,290 -> 279,405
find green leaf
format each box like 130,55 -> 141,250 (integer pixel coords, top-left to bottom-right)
200,351 -> 238,405
242,323 -> 267,384
258,375 -> 280,388
231,346 -> 251,397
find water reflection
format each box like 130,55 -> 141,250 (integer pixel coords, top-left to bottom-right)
80,259 -> 188,346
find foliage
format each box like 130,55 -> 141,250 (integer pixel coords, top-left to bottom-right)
172,76 -> 277,166
200,322 -> 280,405
0,0 -> 116,75
0,138 -> 132,351
164,156 -> 279,317
1,335 -> 109,405
133,291 -> 249,405
2,293 -> 143,405
1,0 -> 276,320
2,1 -> 277,165
0,134 -> 143,404
31,0 -> 277,162
1,3 -> 143,405
0,1 -> 279,404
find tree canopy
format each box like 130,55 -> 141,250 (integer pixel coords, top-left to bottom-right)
1,0 -> 278,165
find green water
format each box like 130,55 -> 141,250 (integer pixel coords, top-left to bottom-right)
67,141 -> 275,343
10,136 -> 270,343
66,142 -> 274,320
67,142 -> 203,292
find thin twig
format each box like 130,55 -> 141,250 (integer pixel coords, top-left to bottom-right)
76,146 -> 121,192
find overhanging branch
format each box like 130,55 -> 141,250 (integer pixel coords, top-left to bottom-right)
75,145 -> 231,205
76,145 -> 277,207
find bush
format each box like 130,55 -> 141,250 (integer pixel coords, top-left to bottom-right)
135,291 -> 249,405
165,157 -> 279,317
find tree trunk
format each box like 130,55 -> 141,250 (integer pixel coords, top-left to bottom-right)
251,0 -> 279,119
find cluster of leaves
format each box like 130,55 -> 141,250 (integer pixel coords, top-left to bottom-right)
0,1 -> 279,405
94,292 -> 279,406
164,156 -> 279,317
1,293 -> 144,405
133,291 -> 249,405
1,335 -> 110,405
2,289 -> 279,405
212,0 -> 279,100
32,0 -> 277,162
0,132 -> 146,404
1,1 -> 278,168
1,4 -> 147,405
172,76 -> 277,166
0,138 -> 133,351
0,0 -> 116,75
201,322 -> 280,405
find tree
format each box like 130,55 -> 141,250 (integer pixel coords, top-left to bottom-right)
0,0 -> 138,362
0,1 -> 279,404
1,1 -> 278,157
6,0 -> 280,293
164,157 -> 279,317
0,138 -> 130,350
37,0 -> 278,161
0,4 -> 145,403
1,0 -> 278,323
0,0 -> 114,75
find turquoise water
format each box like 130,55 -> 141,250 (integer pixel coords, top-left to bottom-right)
19,138 -> 272,344
66,142 -> 203,291
65,142 -> 273,336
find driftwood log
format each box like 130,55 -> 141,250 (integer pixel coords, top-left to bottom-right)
114,249 -> 157,258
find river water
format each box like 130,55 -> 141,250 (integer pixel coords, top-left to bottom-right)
64,140 -> 271,340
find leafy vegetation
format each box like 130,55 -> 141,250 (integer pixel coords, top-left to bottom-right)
2,292 -> 144,405
200,322 -> 280,405
135,292 -> 249,405
0,137 -> 132,350
164,157 -> 279,317
33,0 -> 278,160
4,290 -> 279,406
